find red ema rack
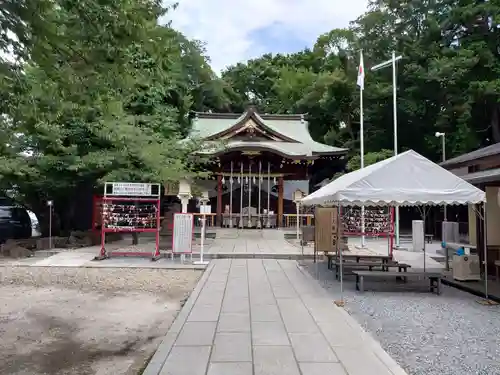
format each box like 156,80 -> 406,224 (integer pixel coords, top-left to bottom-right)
340,206 -> 395,257
96,183 -> 162,261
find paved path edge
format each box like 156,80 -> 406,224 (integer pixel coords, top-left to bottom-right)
295,263 -> 408,375
142,261 -> 216,375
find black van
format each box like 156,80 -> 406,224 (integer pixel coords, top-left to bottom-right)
0,200 -> 32,243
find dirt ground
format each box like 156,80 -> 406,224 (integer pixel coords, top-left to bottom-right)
0,266 -> 202,375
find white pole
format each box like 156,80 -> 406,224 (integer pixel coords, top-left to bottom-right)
392,50 -> 400,248
230,161 -> 233,227
49,204 -> 52,249
267,162 -> 271,228
360,61 -> 365,248
47,200 -> 53,249
296,202 -> 300,240
483,203 -> 488,300
248,163 -> 252,228
442,136 -> 447,221
194,214 -> 209,265
240,162 -> 243,228
258,161 -> 262,228
338,205 -> 343,302
423,208 -> 426,273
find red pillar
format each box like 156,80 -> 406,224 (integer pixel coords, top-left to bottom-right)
278,176 -> 284,228
217,175 -> 222,227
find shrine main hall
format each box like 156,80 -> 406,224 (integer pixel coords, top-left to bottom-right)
173,107 -> 347,228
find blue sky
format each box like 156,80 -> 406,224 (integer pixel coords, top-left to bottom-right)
166,0 -> 369,73
248,22 -> 310,56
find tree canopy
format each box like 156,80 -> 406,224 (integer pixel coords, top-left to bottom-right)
0,0 -> 234,231
1,0 -> 498,232
221,0 -> 500,165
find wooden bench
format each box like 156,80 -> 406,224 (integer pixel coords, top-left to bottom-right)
326,254 -> 392,269
352,270 -> 443,295
333,261 -> 410,280
495,260 -> 500,281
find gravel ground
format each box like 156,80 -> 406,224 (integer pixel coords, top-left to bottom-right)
0,266 -> 201,375
300,260 -> 500,375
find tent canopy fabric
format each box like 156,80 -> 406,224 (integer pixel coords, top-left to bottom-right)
301,150 -> 486,207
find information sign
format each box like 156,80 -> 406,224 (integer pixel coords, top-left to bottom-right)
111,182 -> 152,196
172,213 -> 194,254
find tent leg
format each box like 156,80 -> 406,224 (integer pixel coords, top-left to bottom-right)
339,205 -> 343,302
423,207 -> 426,273
483,202 -> 488,300
334,203 -> 345,307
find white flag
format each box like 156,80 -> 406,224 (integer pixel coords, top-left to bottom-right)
357,51 -> 365,90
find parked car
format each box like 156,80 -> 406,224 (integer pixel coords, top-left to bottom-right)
0,203 -> 32,244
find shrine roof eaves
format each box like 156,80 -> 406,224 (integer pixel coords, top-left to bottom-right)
197,140 -> 347,158
189,110 -> 346,154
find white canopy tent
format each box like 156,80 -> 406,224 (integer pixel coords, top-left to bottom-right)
302,150 -> 485,207
301,150 -> 489,300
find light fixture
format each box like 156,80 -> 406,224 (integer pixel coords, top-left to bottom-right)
435,132 -> 445,137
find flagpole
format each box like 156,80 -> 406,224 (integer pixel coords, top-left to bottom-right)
359,50 -> 366,248
392,51 -> 400,248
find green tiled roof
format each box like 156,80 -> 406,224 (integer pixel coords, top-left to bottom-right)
188,109 -> 348,157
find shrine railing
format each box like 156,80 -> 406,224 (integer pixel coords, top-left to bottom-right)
163,213 -> 314,229
193,213 -> 217,227
283,214 -> 314,228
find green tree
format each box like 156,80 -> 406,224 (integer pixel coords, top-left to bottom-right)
0,0 -> 226,233
346,149 -> 394,171
221,0 -> 500,168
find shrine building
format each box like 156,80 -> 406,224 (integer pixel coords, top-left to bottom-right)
174,107 -> 348,228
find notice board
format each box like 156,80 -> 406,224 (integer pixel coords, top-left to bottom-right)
173,213 -> 194,254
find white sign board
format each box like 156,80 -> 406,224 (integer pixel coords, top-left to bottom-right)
200,205 -> 211,214
173,213 -> 193,254
111,183 -> 152,196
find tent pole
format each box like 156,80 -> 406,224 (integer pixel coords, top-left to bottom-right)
483,202 -> 488,300
421,206 -> 426,273
338,203 -> 343,303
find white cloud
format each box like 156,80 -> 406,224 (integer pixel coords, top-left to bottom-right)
165,0 -> 369,72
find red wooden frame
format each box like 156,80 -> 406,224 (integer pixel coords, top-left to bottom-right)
98,196 -> 161,260
92,195 -> 103,233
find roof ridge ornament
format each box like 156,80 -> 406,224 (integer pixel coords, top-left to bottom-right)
247,105 -> 257,115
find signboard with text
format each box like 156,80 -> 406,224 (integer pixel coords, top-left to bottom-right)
105,182 -> 160,197
172,213 -> 194,254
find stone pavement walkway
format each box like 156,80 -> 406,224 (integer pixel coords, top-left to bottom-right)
205,229 -> 312,256
143,259 -> 407,375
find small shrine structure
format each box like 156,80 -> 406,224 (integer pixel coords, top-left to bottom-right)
177,107 -> 348,228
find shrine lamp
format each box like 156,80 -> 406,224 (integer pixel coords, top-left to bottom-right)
178,179 -> 191,197
293,190 -> 305,203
